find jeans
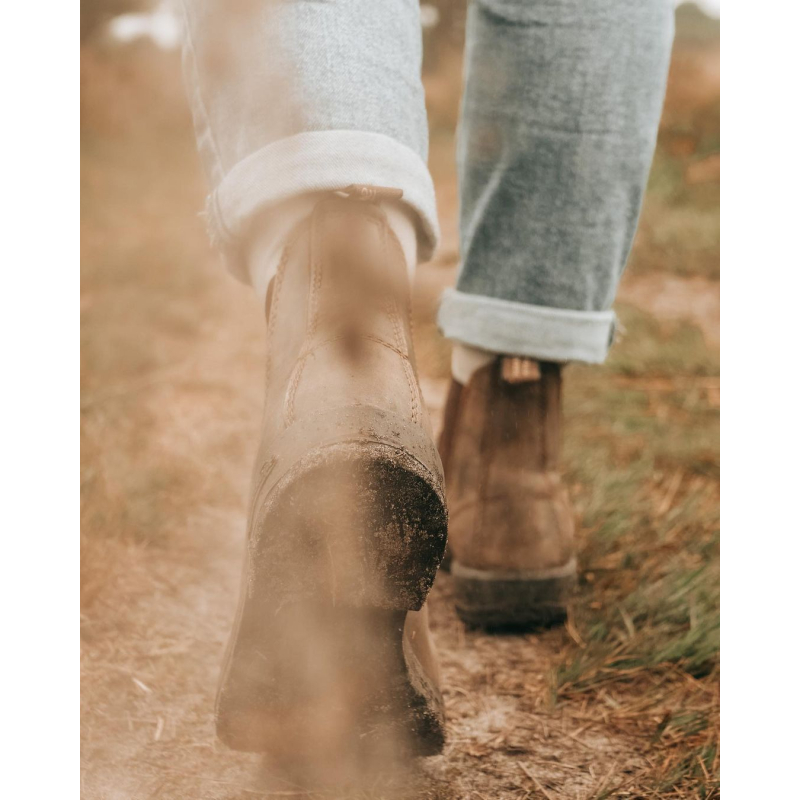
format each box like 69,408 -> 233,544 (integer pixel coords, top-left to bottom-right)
181,0 -> 674,363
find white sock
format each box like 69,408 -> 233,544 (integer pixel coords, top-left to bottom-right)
246,196 -> 419,304
451,343 -> 497,385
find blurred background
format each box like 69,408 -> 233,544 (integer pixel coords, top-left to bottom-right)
81,2 -> 719,797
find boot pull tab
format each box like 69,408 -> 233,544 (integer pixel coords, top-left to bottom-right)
501,356 -> 541,384
338,184 -> 404,203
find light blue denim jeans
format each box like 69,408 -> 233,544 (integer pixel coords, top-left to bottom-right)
181,0 -> 674,363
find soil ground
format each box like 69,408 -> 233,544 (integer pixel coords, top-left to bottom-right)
81,8 -> 719,798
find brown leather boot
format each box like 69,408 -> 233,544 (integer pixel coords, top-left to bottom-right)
216,189 -> 448,757
439,357 -> 576,630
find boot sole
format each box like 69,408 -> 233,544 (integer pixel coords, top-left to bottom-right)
451,559 -> 576,631
216,408 -> 448,756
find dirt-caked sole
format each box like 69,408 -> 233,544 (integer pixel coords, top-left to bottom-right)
216,408 -> 448,756
451,559 -> 576,631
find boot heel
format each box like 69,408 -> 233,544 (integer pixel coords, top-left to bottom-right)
452,560 -> 577,630
246,405 -> 448,612
218,472 -> 447,755
252,439 -> 447,611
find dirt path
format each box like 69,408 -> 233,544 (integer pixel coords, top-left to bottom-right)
81,507 -> 640,800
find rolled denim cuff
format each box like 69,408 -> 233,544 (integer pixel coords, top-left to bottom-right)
438,288 -> 616,364
204,130 -> 439,283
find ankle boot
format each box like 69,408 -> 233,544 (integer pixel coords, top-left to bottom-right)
439,358 -> 576,630
216,190 -> 448,756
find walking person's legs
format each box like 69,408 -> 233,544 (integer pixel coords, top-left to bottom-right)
181,0 -> 447,757
440,0 -> 675,628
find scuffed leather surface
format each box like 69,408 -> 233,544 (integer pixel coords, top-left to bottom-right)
441,361 -> 576,572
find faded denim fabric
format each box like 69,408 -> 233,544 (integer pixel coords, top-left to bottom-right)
181,0 -> 673,363
440,0 -> 674,361
180,0 -> 437,276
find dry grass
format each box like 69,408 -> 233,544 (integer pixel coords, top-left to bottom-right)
80,42 -> 264,610
81,6 -> 719,798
